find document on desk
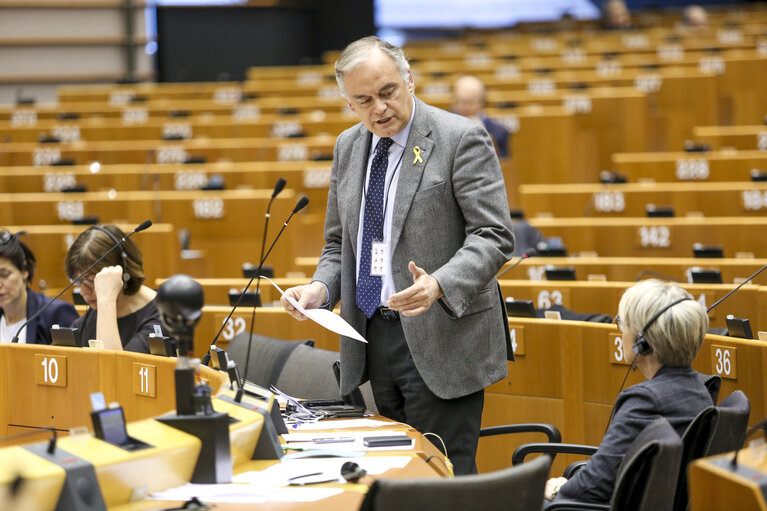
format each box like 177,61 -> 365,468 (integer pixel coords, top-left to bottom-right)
282,431 -> 414,452
233,456 -> 413,485
288,418 -> 398,431
149,483 -> 342,503
262,276 -> 367,343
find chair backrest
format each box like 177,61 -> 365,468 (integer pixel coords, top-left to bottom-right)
707,390 -> 751,456
359,453 -> 551,511
673,406 -> 719,511
275,343 -> 343,400
700,373 -> 722,405
611,418 -> 683,511
332,360 -> 379,415
225,332 -> 313,388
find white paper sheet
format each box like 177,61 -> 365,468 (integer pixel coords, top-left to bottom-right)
262,276 -> 367,343
149,482 -> 342,504
282,431 -> 414,452
232,456 -> 413,485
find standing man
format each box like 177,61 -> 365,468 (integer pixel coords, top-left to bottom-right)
280,36 -> 514,475
452,74 -> 511,158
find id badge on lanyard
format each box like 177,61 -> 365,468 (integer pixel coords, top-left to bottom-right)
370,241 -> 387,276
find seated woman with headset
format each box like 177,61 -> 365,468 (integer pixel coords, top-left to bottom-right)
65,224 -> 159,353
544,279 -> 713,505
0,230 -> 78,343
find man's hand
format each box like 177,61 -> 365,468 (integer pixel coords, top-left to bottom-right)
93,266 -> 124,304
545,477 -> 568,501
387,261 -> 444,317
280,281 -> 328,320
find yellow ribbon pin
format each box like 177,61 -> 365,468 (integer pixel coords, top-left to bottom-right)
412,146 -> 423,164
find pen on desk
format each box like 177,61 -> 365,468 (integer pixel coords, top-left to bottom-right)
287,472 -> 323,482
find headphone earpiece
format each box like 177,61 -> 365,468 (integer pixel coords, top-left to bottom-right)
631,296 -> 692,358
632,336 -> 653,356
91,226 -> 131,288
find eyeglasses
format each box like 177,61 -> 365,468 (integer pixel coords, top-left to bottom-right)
69,274 -> 96,287
614,315 -> 622,330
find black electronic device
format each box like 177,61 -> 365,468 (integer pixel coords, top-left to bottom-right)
61,184 -> 87,193
545,267 -> 577,281
750,169 -> 767,182
363,435 -> 413,447
71,216 -> 99,225
683,141 -> 711,152
242,263 -> 274,279
228,288 -> 261,308
91,406 -> 151,451
505,299 -> 537,318
50,325 -> 80,347
693,244 -> 724,258
646,204 -> 675,217
536,246 -> 567,257
690,269 -> 723,284
726,315 -> 754,339
148,333 -> 177,357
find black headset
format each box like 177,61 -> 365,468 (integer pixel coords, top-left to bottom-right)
90,226 -> 131,287
632,296 -> 691,356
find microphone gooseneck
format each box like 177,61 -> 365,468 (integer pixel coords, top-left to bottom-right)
495,248 -> 538,280
707,264 -> 767,314
11,220 -> 152,343
203,196 -> 309,373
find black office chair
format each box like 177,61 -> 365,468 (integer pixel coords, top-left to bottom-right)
225,332 -> 314,388
358,453 -> 551,511
530,418 -> 683,511
672,389 -> 750,511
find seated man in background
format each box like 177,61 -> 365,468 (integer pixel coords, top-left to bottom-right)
452,75 -> 511,158
683,5 -> 708,29
545,279 -> 713,505
602,0 -> 631,30
0,230 -> 78,343
65,224 -> 159,353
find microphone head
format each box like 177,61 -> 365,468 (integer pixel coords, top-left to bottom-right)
293,196 -> 310,213
272,178 -> 287,198
134,219 -> 153,233
524,247 -> 538,258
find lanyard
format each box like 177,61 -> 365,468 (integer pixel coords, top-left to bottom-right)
363,146 -> 405,237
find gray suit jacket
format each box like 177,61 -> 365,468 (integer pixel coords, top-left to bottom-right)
313,97 -> 515,400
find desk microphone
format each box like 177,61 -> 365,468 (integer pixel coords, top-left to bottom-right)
495,248 -> 538,280
202,196 -> 309,370
0,426 -> 58,455
12,219 -> 152,343
706,263 -> 767,314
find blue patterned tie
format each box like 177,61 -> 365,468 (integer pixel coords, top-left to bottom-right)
356,137 -> 394,318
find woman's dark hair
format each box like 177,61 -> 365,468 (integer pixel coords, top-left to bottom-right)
64,224 -> 145,296
0,230 -> 36,284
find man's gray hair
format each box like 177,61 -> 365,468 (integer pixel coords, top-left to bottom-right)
618,279 -> 708,367
335,36 -> 410,98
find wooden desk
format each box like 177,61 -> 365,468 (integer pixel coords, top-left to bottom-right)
528,216 -> 767,258
693,125 -> 767,151
612,149 -> 767,183
0,190 -> 303,279
519,181 -> 767,219
689,448 -> 767,511
0,344 -> 227,438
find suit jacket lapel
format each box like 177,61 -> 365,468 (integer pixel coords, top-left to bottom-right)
341,126 -> 372,257
390,98 -> 434,256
